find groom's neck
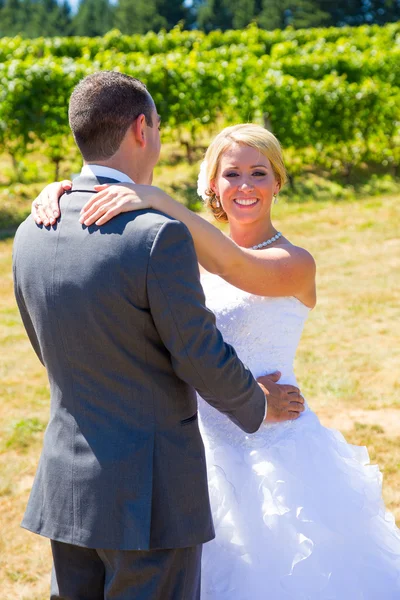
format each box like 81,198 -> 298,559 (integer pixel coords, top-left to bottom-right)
83,157 -> 150,185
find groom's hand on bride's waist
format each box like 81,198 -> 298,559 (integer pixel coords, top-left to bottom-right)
257,372 -> 305,423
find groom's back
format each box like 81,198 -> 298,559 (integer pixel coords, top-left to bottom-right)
14,181 -> 178,423
13,176 -> 213,551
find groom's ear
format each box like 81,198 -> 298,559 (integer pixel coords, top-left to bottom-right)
132,114 -> 147,147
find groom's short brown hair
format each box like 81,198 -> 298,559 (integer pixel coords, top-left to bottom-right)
69,71 -> 154,161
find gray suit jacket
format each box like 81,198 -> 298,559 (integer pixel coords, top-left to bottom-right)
13,173 -> 266,551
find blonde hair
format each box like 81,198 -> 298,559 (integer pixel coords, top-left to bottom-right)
203,124 -> 287,223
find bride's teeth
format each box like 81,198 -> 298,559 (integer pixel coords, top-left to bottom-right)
235,199 -> 258,206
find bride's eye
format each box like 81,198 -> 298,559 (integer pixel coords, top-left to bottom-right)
225,172 -> 239,178
253,171 -> 267,177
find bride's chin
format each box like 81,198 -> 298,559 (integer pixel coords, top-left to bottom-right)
228,210 -> 262,225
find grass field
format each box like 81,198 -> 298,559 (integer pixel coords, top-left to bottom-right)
0,188 -> 400,598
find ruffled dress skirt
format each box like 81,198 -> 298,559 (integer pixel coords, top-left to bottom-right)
199,407 -> 400,599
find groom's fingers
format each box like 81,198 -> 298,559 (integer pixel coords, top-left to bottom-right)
287,394 -> 304,406
287,411 -> 302,420
256,372 -> 281,386
265,371 -> 281,383
287,400 -> 305,413
284,386 -> 304,401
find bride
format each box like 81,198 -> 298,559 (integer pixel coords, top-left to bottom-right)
34,124 -> 400,598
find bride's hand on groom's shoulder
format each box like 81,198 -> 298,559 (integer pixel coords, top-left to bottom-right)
257,372 -> 305,423
31,181 -> 161,228
79,183 -> 159,227
32,180 -> 72,226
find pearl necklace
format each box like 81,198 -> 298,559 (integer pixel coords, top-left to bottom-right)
251,231 -> 282,250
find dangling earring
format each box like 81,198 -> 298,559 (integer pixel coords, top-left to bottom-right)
215,196 -> 221,208
273,194 -> 278,204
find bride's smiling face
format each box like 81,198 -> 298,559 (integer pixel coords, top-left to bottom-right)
212,143 -> 280,225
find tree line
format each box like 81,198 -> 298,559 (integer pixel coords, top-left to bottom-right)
0,0 -> 399,38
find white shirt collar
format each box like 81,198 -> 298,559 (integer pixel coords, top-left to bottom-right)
80,164 -> 135,184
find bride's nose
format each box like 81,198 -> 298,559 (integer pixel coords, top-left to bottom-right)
238,180 -> 254,192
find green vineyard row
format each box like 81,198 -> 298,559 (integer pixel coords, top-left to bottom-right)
0,22 -> 399,181
1,22 -> 399,61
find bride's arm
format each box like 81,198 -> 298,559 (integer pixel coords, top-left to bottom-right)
32,182 -> 316,305
81,184 -> 317,306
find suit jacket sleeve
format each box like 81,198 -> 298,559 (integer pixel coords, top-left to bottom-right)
147,219 -> 266,434
13,234 -> 44,366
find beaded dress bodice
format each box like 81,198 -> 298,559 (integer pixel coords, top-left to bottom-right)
198,273 -> 311,449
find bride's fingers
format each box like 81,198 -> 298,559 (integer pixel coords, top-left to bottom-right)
32,200 -> 47,225
32,195 -> 55,226
95,206 -> 125,226
81,190 -> 141,224
80,200 -> 115,225
81,187 -> 111,214
43,195 -> 58,225
52,180 -> 72,218
80,192 -> 116,221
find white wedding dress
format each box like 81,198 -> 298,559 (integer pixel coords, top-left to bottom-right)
198,273 -> 400,599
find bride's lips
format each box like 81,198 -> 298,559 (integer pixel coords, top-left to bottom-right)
233,198 -> 259,209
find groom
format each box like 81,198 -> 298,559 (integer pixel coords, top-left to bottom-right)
13,71 -> 304,599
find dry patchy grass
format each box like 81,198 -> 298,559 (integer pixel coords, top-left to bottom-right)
0,193 -> 399,598
275,195 -> 400,517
